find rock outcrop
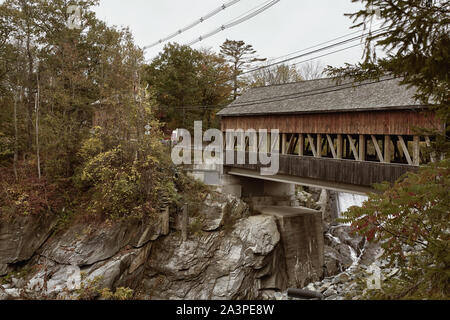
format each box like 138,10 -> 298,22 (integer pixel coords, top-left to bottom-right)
143,215 -> 287,300
0,193 -> 290,300
0,213 -> 57,266
0,187 -> 378,301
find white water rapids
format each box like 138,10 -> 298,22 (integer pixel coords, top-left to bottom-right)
337,192 -> 368,217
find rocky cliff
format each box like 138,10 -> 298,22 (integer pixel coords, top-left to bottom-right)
0,189 -> 378,300
0,193 -> 291,300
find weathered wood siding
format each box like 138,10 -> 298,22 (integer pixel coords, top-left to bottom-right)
227,153 -> 417,187
221,110 -> 444,135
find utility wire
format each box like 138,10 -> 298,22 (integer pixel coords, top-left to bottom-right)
149,25 -> 392,111
185,0 -> 281,46
144,0 -> 242,50
226,0 -> 274,25
263,22 -> 383,65
242,27 -> 387,75
153,31 -> 392,111
153,42 -> 371,112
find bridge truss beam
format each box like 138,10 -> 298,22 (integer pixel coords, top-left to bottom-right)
270,132 -> 438,166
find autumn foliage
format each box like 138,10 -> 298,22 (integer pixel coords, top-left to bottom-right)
341,159 -> 450,299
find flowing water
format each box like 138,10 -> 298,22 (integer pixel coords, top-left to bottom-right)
337,192 -> 368,217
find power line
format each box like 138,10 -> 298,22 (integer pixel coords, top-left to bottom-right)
263,22 -> 383,65
143,0 -> 242,50
242,27 -> 387,75
185,0 -> 281,46
153,43 -> 369,112
227,0 -> 274,25
152,30 -> 390,112
149,25 -> 392,112
289,43 -> 362,67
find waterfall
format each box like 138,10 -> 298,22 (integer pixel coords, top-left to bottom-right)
337,192 -> 368,217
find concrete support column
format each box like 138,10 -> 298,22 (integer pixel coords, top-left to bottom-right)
359,134 -> 366,162
337,134 -> 343,159
318,189 -> 328,220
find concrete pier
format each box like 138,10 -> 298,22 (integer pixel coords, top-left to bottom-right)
256,206 -> 324,288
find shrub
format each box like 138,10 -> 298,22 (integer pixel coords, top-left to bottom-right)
99,287 -> 134,300
341,159 -> 450,299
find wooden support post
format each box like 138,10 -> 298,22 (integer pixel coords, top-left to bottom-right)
181,204 -> 188,242
359,135 -> 366,162
317,134 -> 322,158
425,136 -> 436,163
336,134 -> 343,159
298,134 -> 304,156
413,136 -> 420,166
384,135 -> 391,163
288,135 -> 297,154
260,132 -> 270,153
307,134 -> 317,157
258,132 -> 264,153
345,137 -> 350,158
225,132 -> 231,151
281,133 -> 287,154
326,134 -> 337,159
393,137 -> 402,161
271,132 -> 279,153
347,135 -> 359,161
398,136 -> 413,165
371,135 -> 384,163
250,133 -> 258,153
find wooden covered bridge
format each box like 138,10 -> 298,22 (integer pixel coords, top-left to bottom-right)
217,77 -> 444,193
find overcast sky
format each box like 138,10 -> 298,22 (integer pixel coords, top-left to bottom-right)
93,0 -> 374,68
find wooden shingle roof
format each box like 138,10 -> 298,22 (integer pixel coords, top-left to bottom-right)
218,77 -> 423,117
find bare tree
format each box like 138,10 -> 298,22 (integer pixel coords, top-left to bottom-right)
297,60 -> 324,80
250,64 -> 304,87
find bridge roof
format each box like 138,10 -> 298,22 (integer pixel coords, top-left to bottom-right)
218,77 -> 423,117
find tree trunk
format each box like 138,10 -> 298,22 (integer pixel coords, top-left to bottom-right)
26,33 -> 34,151
233,61 -> 238,100
13,89 -> 19,182
35,74 -> 41,180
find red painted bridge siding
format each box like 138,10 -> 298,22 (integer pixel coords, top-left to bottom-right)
221,110 -> 444,135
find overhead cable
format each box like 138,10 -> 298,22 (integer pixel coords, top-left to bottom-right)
185,0 -> 281,46
242,27 -> 387,75
144,0 -> 242,50
263,22 -> 384,65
